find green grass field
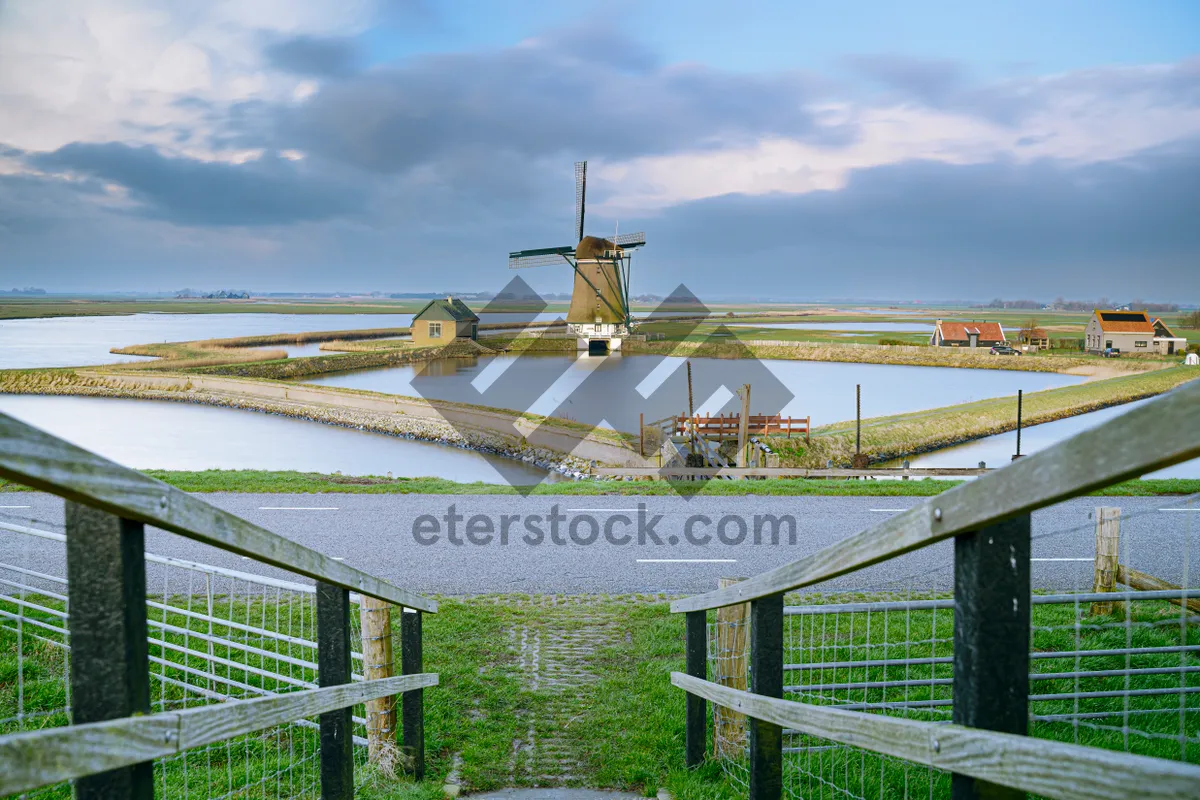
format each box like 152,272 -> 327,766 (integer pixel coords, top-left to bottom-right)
4,592 -> 1195,799
1,471 -> 1197,497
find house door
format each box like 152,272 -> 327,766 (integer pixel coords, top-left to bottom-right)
471,324 -> 478,340
1168,341 -> 1175,354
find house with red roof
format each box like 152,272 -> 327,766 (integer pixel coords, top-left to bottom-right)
1085,310 -> 1158,354
929,319 -> 1007,348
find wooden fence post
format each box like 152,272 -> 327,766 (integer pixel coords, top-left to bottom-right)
714,577 -> 748,758
64,501 -> 154,800
737,385 -> 751,471
685,610 -> 707,768
1091,507 -> 1121,616
951,514 -> 1031,800
749,592 -> 784,800
401,608 -> 425,780
317,582 -> 354,800
360,595 -> 397,767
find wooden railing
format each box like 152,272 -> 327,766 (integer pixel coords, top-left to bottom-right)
670,380 -> 1200,800
672,414 -> 811,442
0,412 -> 438,798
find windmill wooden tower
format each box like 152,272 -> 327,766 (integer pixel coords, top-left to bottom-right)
508,161 -> 646,353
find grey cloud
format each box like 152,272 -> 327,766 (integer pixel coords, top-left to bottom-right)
6,138 -> 1197,300
844,54 -> 965,105
276,29 -> 844,174
30,142 -> 361,226
264,35 -> 362,78
847,55 -> 1200,127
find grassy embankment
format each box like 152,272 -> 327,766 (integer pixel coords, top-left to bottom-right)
2,472 -> 1196,496
775,365 -> 1200,467
4,593 -> 1195,799
627,332 -> 1173,373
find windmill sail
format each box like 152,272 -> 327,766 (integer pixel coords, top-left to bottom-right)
574,161 -> 587,243
612,231 -> 646,249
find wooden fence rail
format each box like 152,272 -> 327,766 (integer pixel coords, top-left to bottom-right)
670,380 -> 1200,800
672,413 -> 811,442
0,410 -> 441,798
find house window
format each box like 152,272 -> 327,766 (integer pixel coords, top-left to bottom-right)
428,322 -> 442,338
1135,340 -> 1147,348
1105,340 -> 1112,349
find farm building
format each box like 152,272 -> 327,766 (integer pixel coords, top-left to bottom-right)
1151,318 -> 1188,355
1084,310 -> 1183,355
930,320 -> 1006,348
410,297 -> 479,347
1016,327 -> 1050,349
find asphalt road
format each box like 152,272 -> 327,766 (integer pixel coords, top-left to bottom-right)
2,493 -> 1196,596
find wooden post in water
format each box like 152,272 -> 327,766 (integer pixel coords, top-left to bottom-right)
1091,507 -> 1121,616
687,360 -> 697,455
639,412 -> 644,457
713,577 -> 749,759
359,595 -> 397,768
737,385 -> 751,470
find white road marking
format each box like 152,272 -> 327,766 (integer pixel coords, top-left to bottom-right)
258,507 -> 339,511
1032,558 -> 1093,562
1159,508 -> 1200,512
567,508 -> 641,513
332,557 -> 345,561
637,558 -> 738,563
0,505 -> 31,509
870,509 -> 908,512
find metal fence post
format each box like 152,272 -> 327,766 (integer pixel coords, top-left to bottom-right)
401,607 -> 425,779
749,592 -> 783,800
64,501 -> 154,800
952,514 -> 1031,800
317,582 -> 353,800
685,609 -> 707,767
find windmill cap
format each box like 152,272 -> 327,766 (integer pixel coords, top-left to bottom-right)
576,235 -> 619,259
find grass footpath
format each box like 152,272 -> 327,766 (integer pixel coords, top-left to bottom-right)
1,471 -> 1197,496
4,594 -> 1195,799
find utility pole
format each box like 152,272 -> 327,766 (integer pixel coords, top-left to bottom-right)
1013,389 -> 1025,461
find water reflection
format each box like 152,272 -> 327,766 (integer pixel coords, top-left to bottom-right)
0,395 -> 557,483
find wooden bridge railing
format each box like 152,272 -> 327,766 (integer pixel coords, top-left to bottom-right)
0,412 -> 438,798
670,380 -> 1200,800
673,414 -> 811,443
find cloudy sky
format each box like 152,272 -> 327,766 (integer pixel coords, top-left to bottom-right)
1,0 -> 1198,301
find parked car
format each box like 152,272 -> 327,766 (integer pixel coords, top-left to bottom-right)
1103,347 -> 1122,358
989,345 -> 1020,356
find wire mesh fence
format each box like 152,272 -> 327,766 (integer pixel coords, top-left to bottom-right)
0,500 -> 404,799
704,489 -> 1200,799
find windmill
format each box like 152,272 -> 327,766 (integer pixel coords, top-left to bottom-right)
508,161 -> 645,352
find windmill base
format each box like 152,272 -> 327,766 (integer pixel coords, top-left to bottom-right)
570,322 -> 628,354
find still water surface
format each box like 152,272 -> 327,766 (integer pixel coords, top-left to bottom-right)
0,395 -> 556,483
301,353 -> 1084,433
0,312 -> 561,370
899,398 -> 1198,478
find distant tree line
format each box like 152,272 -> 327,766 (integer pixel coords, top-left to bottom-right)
4,287 -> 46,295
984,297 -> 1180,313
1180,310 -> 1200,329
